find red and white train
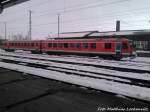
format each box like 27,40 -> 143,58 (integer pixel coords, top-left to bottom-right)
2,38 -> 134,60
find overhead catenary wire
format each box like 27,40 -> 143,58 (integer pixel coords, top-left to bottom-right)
0,0 -> 132,22
2,4 -> 150,25
0,0 -> 149,24
1,0 -> 150,38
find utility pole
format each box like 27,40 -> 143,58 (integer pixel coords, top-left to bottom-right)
58,13 -> 60,37
4,22 -> 6,40
29,10 -> 32,40
0,2 -> 3,14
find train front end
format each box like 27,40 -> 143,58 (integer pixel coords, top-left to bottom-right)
115,39 -> 135,60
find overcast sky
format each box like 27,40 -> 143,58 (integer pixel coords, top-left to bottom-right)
0,0 -> 150,40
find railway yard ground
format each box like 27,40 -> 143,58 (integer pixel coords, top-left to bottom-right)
0,50 -> 150,112
0,68 -> 150,112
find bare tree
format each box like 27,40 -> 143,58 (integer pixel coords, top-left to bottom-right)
11,34 -> 28,40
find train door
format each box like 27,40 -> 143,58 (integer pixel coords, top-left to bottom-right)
115,42 -> 122,59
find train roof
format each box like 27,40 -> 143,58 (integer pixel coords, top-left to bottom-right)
50,31 -> 98,39
5,38 -> 129,43
49,29 -> 150,40
89,29 -> 150,37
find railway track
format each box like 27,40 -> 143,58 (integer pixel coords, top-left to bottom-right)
0,50 -> 150,102
0,51 -> 150,74
0,55 -> 150,88
0,59 -> 150,103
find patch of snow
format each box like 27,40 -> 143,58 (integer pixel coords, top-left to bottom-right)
0,55 -> 150,82
0,62 -> 150,102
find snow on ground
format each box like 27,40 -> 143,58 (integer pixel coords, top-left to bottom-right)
136,50 -> 150,53
14,50 -> 31,54
0,51 -> 150,72
0,61 -> 150,102
0,55 -> 149,82
122,57 -> 150,63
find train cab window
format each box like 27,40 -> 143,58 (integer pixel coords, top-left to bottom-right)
91,43 -> 96,49
76,43 -> 81,48
105,43 -> 112,49
58,43 -> 63,48
64,43 -> 68,48
83,43 -> 88,49
70,43 -> 74,48
122,43 -> 128,49
53,43 -> 57,48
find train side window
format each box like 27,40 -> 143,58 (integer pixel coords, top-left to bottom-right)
122,43 -> 128,49
83,43 -> 88,48
64,43 -> 68,48
31,43 -> 34,46
53,43 -> 57,48
12,43 -> 14,46
91,43 -> 96,49
48,43 -> 52,47
36,43 -> 38,46
76,43 -> 81,48
58,43 -> 63,48
105,43 -> 111,49
70,43 -> 74,48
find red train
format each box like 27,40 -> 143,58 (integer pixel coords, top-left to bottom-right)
2,38 -> 134,60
